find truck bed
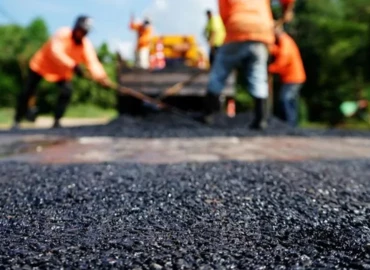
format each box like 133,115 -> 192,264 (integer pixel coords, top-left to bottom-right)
118,66 -> 236,97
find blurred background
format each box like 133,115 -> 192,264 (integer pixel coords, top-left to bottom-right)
0,0 -> 369,129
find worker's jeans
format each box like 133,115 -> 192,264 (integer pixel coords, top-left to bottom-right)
207,41 -> 269,99
279,83 -> 303,127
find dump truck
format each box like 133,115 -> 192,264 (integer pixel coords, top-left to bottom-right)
116,35 -> 236,115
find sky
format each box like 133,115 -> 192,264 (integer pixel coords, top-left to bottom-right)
0,0 -> 218,60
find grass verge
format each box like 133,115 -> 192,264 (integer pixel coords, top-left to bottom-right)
0,104 -> 117,127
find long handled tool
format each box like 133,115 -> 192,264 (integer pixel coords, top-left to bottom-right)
86,72 -> 206,126
156,70 -> 205,100
114,84 -> 205,125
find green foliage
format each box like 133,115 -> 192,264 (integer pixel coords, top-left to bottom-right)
291,0 -> 370,124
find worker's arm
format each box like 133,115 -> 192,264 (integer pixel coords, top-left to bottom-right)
49,28 -> 76,70
279,0 -> 295,23
208,28 -> 216,46
129,16 -> 141,31
268,37 -> 290,74
82,39 -> 109,83
203,26 -> 209,40
218,0 -> 228,25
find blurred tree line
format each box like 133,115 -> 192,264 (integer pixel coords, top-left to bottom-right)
0,0 -> 370,124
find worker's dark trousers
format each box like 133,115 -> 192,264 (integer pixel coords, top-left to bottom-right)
279,83 -> 303,127
14,68 -> 73,123
209,46 -> 219,67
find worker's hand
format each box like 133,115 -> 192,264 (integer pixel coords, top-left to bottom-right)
73,64 -> 84,77
274,19 -> 284,30
98,77 -> 116,89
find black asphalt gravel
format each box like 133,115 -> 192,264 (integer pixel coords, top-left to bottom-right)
1,160 -> 370,269
1,112 -> 370,138
1,112 -> 370,269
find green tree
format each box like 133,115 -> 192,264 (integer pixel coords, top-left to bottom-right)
18,17 -> 49,79
0,18 -> 49,107
292,0 -> 370,124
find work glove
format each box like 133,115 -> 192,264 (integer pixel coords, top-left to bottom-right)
73,64 -> 84,77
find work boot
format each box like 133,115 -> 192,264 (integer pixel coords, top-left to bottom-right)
10,122 -> 20,131
196,92 -> 221,125
249,97 -> 269,130
25,107 -> 38,122
52,119 -> 62,129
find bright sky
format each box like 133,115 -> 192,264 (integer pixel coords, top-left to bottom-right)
0,0 -> 218,60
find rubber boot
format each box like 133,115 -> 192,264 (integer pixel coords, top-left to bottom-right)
52,119 -> 62,129
196,92 -> 221,125
249,98 -> 269,130
25,107 -> 38,122
11,122 -> 20,131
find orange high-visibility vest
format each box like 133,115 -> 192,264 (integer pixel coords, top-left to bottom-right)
269,33 -> 306,84
218,0 -> 295,45
29,27 -> 107,82
130,22 -> 153,50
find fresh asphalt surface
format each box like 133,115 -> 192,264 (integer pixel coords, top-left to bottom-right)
0,113 -> 369,269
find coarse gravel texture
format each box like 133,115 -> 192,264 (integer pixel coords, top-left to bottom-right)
1,159 -> 370,269
1,112 -> 370,138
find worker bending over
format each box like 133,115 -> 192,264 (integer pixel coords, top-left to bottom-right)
201,0 -> 296,130
130,15 -> 153,69
269,27 -> 306,127
204,9 -> 226,66
12,16 -> 113,129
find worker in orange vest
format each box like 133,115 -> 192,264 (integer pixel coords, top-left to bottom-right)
200,0 -> 296,130
12,16 -> 114,130
269,26 -> 306,127
130,15 -> 153,69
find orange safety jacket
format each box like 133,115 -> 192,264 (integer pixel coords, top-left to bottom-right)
268,32 -> 306,84
29,27 -> 107,83
218,0 -> 295,45
130,22 -> 153,50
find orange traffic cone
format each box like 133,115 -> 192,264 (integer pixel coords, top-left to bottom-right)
227,99 -> 236,118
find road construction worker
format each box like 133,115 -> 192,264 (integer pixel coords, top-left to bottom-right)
204,9 -> 226,66
12,15 -> 114,130
200,0 -> 296,130
130,15 -> 153,69
269,26 -> 306,127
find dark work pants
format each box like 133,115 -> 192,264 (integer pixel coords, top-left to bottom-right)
209,46 -> 219,67
279,83 -> 303,127
15,68 -> 73,123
